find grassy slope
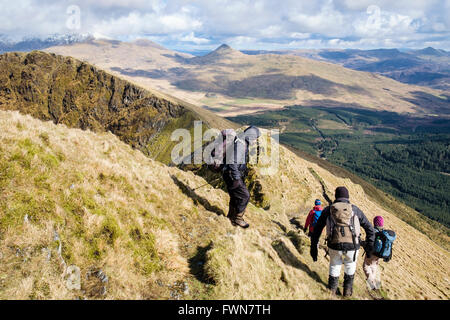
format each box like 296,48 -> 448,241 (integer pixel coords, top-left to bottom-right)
0,110 -> 238,299
0,111 -> 448,300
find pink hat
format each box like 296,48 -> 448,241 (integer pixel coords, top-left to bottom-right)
373,216 -> 384,227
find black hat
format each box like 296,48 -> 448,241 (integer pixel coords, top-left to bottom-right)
335,186 -> 349,200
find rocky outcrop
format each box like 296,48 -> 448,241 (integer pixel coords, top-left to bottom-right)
0,51 -> 197,161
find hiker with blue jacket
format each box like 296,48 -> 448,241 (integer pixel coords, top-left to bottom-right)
222,126 -> 261,228
310,186 -> 376,297
304,199 -> 323,237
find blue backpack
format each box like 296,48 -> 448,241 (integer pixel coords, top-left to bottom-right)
373,229 -> 396,261
312,210 -> 322,228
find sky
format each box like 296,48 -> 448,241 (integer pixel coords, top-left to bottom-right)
0,0 -> 449,51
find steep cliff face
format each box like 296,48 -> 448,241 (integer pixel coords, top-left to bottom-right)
0,51 -> 197,163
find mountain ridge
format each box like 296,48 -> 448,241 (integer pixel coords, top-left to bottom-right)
44,40 -> 450,117
2,50 -> 446,244
0,109 -> 448,300
0,49 -> 448,299
262,47 -> 450,91
0,33 -> 92,54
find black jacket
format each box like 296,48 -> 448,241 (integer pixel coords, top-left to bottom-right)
311,198 -> 375,251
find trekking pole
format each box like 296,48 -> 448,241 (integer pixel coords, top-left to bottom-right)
192,177 -> 222,191
323,240 -> 330,261
324,248 -> 329,261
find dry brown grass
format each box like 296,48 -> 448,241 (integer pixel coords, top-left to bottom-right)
0,110 -> 205,299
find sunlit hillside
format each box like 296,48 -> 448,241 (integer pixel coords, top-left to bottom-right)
0,110 -> 448,300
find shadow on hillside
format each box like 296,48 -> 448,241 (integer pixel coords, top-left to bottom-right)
272,240 -> 327,287
289,217 -> 305,230
402,90 -> 450,115
188,242 -> 215,285
174,74 -> 369,100
170,175 -> 226,216
272,220 -> 287,233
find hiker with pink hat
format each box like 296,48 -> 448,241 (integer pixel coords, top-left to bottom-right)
363,215 -> 396,291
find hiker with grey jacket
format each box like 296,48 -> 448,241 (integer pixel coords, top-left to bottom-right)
310,186 -> 375,297
221,126 -> 261,228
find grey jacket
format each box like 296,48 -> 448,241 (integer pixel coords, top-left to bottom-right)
223,137 -> 248,180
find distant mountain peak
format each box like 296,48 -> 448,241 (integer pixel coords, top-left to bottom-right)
131,38 -> 166,50
215,44 -> 232,51
0,33 -> 92,53
188,43 -> 244,64
209,44 -> 241,56
209,43 -> 243,57
415,46 -> 445,56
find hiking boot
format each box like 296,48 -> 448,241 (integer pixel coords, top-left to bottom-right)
343,274 -> 354,297
227,206 -> 236,219
366,278 -> 376,291
328,275 -> 339,294
231,211 -> 249,228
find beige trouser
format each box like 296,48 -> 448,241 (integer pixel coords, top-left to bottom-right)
329,249 -> 359,277
363,255 -> 380,289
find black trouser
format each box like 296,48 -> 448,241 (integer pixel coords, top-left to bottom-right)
223,173 -> 250,214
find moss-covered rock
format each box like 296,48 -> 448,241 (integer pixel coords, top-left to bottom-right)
0,51 -> 200,163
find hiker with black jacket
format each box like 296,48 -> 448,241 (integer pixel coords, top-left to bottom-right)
310,186 -> 375,297
222,126 -> 260,228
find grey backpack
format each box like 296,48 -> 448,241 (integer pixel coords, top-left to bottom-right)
208,129 -> 236,173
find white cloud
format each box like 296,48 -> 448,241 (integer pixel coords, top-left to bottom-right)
288,0 -> 349,37
179,32 -> 209,44
226,36 -> 259,47
260,25 -> 283,38
353,5 -> 418,38
0,0 -> 448,49
290,32 -> 311,39
91,10 -> 202,37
